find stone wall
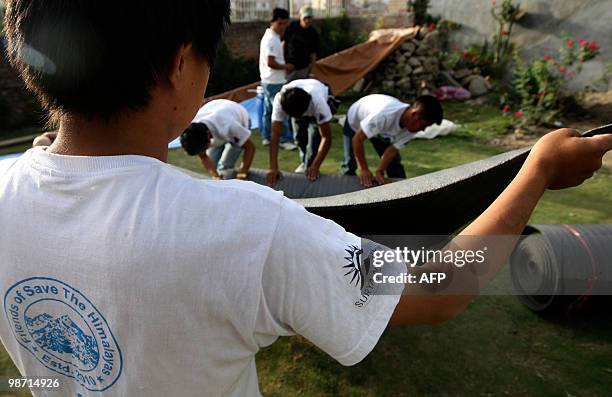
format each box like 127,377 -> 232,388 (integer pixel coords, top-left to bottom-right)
429,0 -> 612,91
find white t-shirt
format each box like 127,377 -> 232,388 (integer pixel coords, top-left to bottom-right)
0,148 -> 404,397
271,79 -> 332,125
192,99 -> 251,148
347,94 -> 416,149
259,28 -> 286,84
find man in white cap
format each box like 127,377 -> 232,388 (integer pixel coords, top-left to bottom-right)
284,5 -> 320,82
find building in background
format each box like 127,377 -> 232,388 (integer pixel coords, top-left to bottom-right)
231,0 -> 399,21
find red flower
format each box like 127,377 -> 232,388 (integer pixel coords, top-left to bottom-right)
471,55 -> 478,62
566,39 -> 575,48
559,66 -> 566,73
500,31 -> 509,36
462,51 -> 468,59
544,54 -> 552,61
566,71 -> 574,78
492,0 -> 497,5
502,105 -> 510,113
588,42 -> 599,51
514,111 -> 523,118
579,39 -> 588,47
428,22 -> 437,31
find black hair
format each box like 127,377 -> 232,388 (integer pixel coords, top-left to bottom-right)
3,0 -> 231,120
280,88 -> 311,118
414,95 -> 444,125
180,122 -> 210,156
271,8 -> 289,22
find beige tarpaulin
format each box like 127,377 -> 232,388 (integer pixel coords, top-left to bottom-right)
205,27 -> 419,103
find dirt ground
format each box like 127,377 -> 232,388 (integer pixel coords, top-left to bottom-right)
488,91 -> 612,168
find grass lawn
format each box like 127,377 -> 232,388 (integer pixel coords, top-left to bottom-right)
1,100 -> 611,396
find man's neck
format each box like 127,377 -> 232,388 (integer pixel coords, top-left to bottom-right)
47,111 -> 172,162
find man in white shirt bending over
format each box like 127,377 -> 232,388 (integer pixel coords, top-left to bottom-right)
2,1 -> 612,396
267,78 -> 334,185
180,99 -> 255,180
342,94 -> 443,187
258,7 -> 296,150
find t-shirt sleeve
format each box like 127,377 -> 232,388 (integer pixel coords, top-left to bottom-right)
228,122 -> 251,148
313,97 -> 333,125
360,113 -> 384,138
271,92 -> 286,122
392,131 -> 416,150
254,198 -> 406,366
265,37 -> 281,59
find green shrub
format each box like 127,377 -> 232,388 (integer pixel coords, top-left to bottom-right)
318,14 -> 366,58
206,41 -> 259,96
509,34 -> 601,126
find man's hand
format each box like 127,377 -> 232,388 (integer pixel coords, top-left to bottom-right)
32,131 -> 58,147
527,128 -> 612,190
374,170 -> 390,185
266,169 -> 282,186
305,165 -> 320,181
359,168 -> 374,187
236,171 -> 249,181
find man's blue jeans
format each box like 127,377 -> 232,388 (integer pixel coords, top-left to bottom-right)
261,83 -> 292,143
207,143 -> 242,171
292,116 -> 320,168
340,122 -> 406,178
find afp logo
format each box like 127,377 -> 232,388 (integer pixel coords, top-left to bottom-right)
3,277 -> 123,392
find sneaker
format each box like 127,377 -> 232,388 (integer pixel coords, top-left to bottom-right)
262,139 -> 270,146
280,142 -> 297,151
294,163 -> 307,173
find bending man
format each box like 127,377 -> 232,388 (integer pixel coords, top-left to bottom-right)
342,94 -> 443,187
268,78 -> 334,185
180,99 -> 255,180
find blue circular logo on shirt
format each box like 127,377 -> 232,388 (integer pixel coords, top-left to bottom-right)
3,277 -> 123,391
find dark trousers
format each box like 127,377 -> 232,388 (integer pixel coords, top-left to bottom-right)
341,122 -> 406,178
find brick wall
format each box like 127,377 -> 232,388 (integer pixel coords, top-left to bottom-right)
225,15 -> 411,60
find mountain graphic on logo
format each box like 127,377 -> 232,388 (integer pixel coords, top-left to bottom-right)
25,313 -> 99,367
343,244 -> 369,290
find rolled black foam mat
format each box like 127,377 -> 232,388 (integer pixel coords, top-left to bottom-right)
179,124 -> 611,235
510,224 -> 612,312
220,169 -> 369,199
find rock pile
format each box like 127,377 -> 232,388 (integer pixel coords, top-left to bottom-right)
366,29 -> 443,99
364,28 -> 492,101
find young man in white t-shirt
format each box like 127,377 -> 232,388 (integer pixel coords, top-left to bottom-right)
258,7 -> 297,150
2,1 -> 612,396
267,78 -> 335,185
179,99 -> 255,179
342,94 -> 443,187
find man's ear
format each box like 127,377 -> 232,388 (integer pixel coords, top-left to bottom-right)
168,43 -> 194,87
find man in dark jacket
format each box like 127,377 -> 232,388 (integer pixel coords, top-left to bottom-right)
284,5 -> 319,82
